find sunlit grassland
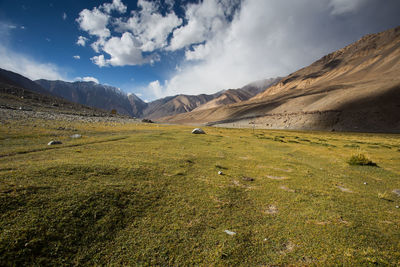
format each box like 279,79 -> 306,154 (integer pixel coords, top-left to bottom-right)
1,119 -> 400,265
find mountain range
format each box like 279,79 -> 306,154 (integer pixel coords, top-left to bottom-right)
1,26 -> 399,132
0,67 -> 280,119
159,26 -> 400,133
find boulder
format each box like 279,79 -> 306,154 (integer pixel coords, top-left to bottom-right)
192,128 -> 205,134
70,134 -> 82,139
48,140 -> 62,145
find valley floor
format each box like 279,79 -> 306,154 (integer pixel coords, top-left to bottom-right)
1,111 -> 400,265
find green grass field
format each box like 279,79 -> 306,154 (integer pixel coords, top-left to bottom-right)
1,119 -> 400,265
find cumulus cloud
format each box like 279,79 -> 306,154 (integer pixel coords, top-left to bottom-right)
0,45 -> 65,80
102,0 -> 127,14
76,7 -> 110,38
76,36 -> 88,46
167,0 -> 229,51
91,32 -> 153,67
147,80 -> 164,98
73,55 -> 80,59
63,12 -> 67,20
115,0 -> 182,52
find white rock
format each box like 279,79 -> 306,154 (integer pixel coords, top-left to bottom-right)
48,140 -> 62,145
363,182 -> 368,185
218,171 -> 223,175
192,128 -> 205,134
70,134 -> 82,139
224,230 -> 236,236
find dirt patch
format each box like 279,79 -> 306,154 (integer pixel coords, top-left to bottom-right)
337,185 -> 353,193
266,175 -> 287,180
279,185 -> 295,192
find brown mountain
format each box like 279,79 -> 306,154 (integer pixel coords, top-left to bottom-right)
141,92 -> 223,119
193,78 -> 281,111
159,26 -> 400,133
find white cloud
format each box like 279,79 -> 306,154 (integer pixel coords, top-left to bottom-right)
91,54 -> 107,67
146,80 -> 164,98
185,43 -> 211,61
91,32 -> 152,67
76,7 -> 110,38
0,45 -> 65,80
115,0 -> 182,52
168,0 -> 227,51
63,12 -> 67,20
76,36 -> 88,46
75,76 -> 99,83
102,0 -> 127,14
329,0 -> 368,15
73,55 -> 80,59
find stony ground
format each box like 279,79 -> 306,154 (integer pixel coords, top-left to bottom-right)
1,108 -> 400,266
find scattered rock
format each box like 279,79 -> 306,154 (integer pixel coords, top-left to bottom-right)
266,175 -> 286,180
218,171 -> 223,175
363,182 -> 368,185
141,118 -> 154,123
396,206 -> 399,209
192,128 -> 205,134
392,189 -> 400,197
48,140 -> 62,145
224,230 -> 236,236
337,185 -> 353,193
242,176 -> 254,181
280,241 -> 296,254
264,205 -> 278,214
279,185 -> 295,192
70,134 -> 82,139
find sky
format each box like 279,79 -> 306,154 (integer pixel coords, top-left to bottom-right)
0,0 -> 399,102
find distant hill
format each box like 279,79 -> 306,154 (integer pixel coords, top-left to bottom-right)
142,92 -> 223,120
35,79 -> 145,117
194,78 -> 281,111
159,26 -> 400,133
0,68 -> 50,96
0,71 -> 110,116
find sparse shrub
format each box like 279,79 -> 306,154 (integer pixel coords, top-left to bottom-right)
378,192 -> 392,201
110,109 -> 117,115
348,153 -> 377,166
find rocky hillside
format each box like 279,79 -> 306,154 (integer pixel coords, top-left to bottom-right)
0,76 -> 112,117
142,92 -> 223,120
35,80 -> 145,117
159,26 -> 400,133
0,68 -> 50,96
194,78 -> 281,111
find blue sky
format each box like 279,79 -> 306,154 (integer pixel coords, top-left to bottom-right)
0,0 -> 399,101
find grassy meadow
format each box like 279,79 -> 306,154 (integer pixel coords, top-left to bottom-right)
1,119 -> 400,265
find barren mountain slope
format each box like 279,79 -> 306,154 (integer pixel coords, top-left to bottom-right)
194,78 -> 281,111
159,26 -> 400,133
36,79 -> 143,117
142,92 -> 223,119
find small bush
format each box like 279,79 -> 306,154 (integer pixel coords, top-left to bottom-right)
348,153 -> 377,166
